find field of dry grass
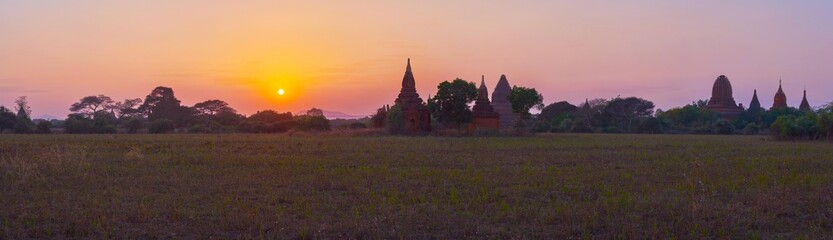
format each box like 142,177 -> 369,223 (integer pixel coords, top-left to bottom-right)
1,134 -> 832,238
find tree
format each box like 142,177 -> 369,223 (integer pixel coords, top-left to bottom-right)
193,99 -> 236,116
371,105 -> 389,128
508,86 -> 545,121
603,97 -> 655,133
539,101 -> 578,123
64,114 -> 96,134
0,106 -> 16,133
69,95 -> 115,118
13,96 -> 34,133
148,119 -> 176,134
427,78 -> 478,127
14,96 -> 32,119
297,115 -> 331,131
248,110 -> 293,123
125,118 -> 145,134
113,98 -> 143,119
139,87 -> 194,126
35,121 -> 52,134
385,105 -> 405,134
305,108 -> 324,117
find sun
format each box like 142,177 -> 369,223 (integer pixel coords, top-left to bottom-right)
277,89 -> 285,96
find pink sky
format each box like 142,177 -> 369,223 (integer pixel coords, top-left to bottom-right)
2,1 -> 832,118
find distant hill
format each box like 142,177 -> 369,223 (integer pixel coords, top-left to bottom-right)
33,114 -> 59,120
295,110 -> 367,120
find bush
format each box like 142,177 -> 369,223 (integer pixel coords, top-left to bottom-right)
385,105 -> 405,135
742,123 -> 760,135
34,121 -> 52,134
64,116 -> 94,134
13,119 -> 33,134
296,116 -> 331,131
349,122 -> 368,129
713,119 -> 735,135
125,118 -> 145,133
148,119 -> 176,134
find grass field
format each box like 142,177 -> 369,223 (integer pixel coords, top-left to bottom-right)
1,134 -> 832,238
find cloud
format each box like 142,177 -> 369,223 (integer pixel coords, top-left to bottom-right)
0,83 -> 46,93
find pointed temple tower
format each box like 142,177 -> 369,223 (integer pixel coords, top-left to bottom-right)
705,75 -> 744,117
491,75 -> 519,128
748,89 -> 763,112
470,76 -> 500,130
799,88 -> 811,112
394,59 -> 431,134
772,80 -> 788,110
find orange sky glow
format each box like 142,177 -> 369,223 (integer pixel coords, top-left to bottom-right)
2,1 -> 833,118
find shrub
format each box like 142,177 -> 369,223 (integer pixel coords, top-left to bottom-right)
124,118 -> 145,134
64,115 -> 96,134
148,119 -> 176,134
34,121 -> 52,134
742,123 -> 760,135
349,122 -> 368,129
296,115 -> 331,131
385,105 -> 405,134
713,119 -> 735,135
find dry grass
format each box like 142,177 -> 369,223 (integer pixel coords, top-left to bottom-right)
1,134 -> 832,238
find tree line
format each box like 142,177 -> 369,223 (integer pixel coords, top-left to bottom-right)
369,77 -> 833,140
0,86 -> 331,134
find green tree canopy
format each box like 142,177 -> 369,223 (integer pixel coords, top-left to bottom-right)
70,95 -> 115,118
427,78 -> 477,127
603,97 -> 655,133
508,86 -> 544,120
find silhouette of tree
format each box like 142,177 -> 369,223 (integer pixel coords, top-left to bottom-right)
603,97 -> 655,133
371,105 -> 389,128
508,86 -> 544,121
539,101 -> 578,123
427,78 -> 477,127
70,95 -> 115,118
35,121 -> 52,134
0,106 -> 16,133
139,87 -> 194,126
13,96 -> 34,133
113,98 -> 143,119
305,108 -> 324,117
193,100 -> 236,116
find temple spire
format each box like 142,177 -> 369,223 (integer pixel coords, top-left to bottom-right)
406,58 -> 411,73
800,87 -> 811,112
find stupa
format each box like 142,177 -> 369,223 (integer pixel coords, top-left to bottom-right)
772,80 -> 788,110
748,89 -> 763,112
470,76 -> 500,130
705,75 -> 744,117
394,58 -> 431,134
491,74 -> 519,128
799,88 -> 811,112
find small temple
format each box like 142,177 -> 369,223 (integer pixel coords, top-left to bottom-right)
748,89 -> 763,112
491,75 -> 519,128
772,80 -> 788,110
705,75 -> 744,117
394,58 -> 431,134
470,76 -> 500,131
799,88 -> 811,112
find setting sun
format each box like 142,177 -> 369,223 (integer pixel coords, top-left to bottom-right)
277,89 -> 285,96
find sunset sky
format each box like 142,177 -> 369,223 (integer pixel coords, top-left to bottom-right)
2,1 -> 832,118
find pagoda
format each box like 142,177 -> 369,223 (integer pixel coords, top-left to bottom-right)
799,88 -> 811,112
394,59 -> 431,134
491,75 -> 519,128
748,89 -> 763,112
470,76 -> 500,130
705,75 -> 744,117
772,80 -> 788,110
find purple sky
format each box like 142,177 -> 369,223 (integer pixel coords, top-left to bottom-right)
1,1 -> 832,118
